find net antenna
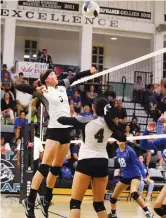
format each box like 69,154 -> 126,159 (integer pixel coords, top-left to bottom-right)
71,48 -> 166,86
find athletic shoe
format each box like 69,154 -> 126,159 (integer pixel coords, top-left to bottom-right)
38,196 -> 50,218
108,213 -> 117,218
22,198 -> 36,218
145,212 -> 154,218
144,196 -> 151,201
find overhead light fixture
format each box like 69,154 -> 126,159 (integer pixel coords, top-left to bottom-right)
33,54 -> 37,58
111,37 -> 117,40
24,55 -> 30,58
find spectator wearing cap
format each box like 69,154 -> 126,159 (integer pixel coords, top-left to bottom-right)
40,49 -> 52,68
133,76 -> 144,103
1,64 -> 11,80
104,85 -> 116,106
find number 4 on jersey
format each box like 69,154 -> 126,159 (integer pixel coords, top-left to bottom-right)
95,129 -> 104,143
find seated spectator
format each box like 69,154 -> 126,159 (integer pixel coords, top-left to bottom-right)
1,64 -> 11,80
1,71 -> 12,89
14,111 -> 28,139
128,117 -> 140,136
86,85 -> 98,107
144,84 -> 157,111
70,90 -> 82,113
26,107 -> 38,123
124,125 -> 136,145
110,100 -> 127,127
71,141 -> 81,169
133,76 -> 144,103
67,87 -> 74,102
80,105 -> 93,117
138,155 -> 154,201
70,104 -> 77,117
1,92 -> 15,124
158,96 -> 166,114
0,137 -> 11,153
66,69 -> 73,79
1,84 -> 15,101
15,72 -> 26,85
104,85 -> 116,105
10,66 -> 17,84
16,80 -> 32,115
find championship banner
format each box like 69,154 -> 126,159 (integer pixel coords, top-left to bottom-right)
16,62 -> 48,79
0,151 -> 20,193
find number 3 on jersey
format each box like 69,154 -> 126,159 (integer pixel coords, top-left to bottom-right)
59,96 -> 63,102
94,129 -> 104,143
118,158 -> 126,167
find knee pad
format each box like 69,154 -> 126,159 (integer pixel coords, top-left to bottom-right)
50,166 -> 62,176
93,201 -> 105,213
154,207 -> 163,217
110,197 -> 118,204
162,205 -> 166,215
131,192 -> 139,200
70,199 -> 82,210
38,164 -> 49,177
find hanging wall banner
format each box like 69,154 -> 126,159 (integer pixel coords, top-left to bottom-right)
18,0 -> 79,12
16,62 -> 48,79
100,7 -> 151,20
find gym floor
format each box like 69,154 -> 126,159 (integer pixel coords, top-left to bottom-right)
1,194 -> 159,218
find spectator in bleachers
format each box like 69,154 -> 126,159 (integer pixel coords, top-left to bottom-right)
144,84 -> 157,110
133,76 -> 144,103
86,85 -> 98,108
1,92 -> 15,124
129,117 -> 141,136
0,136 -> 11,153
14,111 -> 28,140
104,85 -> 116,106
15,72 -> 25,85
158,96 -> 166,114
124,125 -> 136,145
70,90 -> 82,113
110,100 -> 127,127
1,84 -> 15,101
16,80 -> 32,115
70,104 -> 77,117
40,48 -> 53,68
1,64 -> 11,80
138,155 -> 154,201
67,87 -> 74,102
10,66 -> 17,84
1,71 -> 12,89
80,105 -> 93,117
71,141 -> 81,169
66,69 -> 73,79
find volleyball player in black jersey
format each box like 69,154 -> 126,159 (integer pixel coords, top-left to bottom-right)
16,67 -> 96,218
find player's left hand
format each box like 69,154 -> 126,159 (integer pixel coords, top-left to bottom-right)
90,66 -> 97,74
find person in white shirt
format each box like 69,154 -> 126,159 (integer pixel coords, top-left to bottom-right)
10,66 -> 17,84
16,67 -> 96,218
58,96 -> 124,218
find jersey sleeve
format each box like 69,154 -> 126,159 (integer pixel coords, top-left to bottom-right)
139,129 -> 157,151
129,147 -> 146,178
61,70 -> 91,88
16,84 -> 36,95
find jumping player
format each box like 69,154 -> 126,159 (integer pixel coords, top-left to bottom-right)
16,67 -> 96,218
58,96 -> 124,218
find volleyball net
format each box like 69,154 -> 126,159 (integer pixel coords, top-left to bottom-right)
40,48 -> 166,143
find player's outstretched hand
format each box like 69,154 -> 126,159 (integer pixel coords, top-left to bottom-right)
90,66 -> 97,74
147,122 -> 156,132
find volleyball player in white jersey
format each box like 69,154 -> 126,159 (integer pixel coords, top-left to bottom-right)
58,96 -> 124,218
16,67 -> 96,218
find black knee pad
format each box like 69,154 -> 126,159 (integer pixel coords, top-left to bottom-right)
162,205 -> 166,215
50,166 -> 62,176
70,199 -> 82,210
110,197 -> 118,204
38,164 -> 49,177
131,192 -> 139,200
154,207 -> 163,216
93,201 -> 105,213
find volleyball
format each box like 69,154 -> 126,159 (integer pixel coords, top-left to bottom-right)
82,1 -> 100,19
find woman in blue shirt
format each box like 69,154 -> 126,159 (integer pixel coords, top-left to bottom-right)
108,134 -> 153,218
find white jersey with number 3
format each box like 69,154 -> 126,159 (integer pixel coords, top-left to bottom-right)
78,117 -> 112,160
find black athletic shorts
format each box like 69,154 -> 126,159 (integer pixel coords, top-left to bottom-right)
120,176 -> 141,185
46,128 -> 71,144
76,158 -> 108,178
